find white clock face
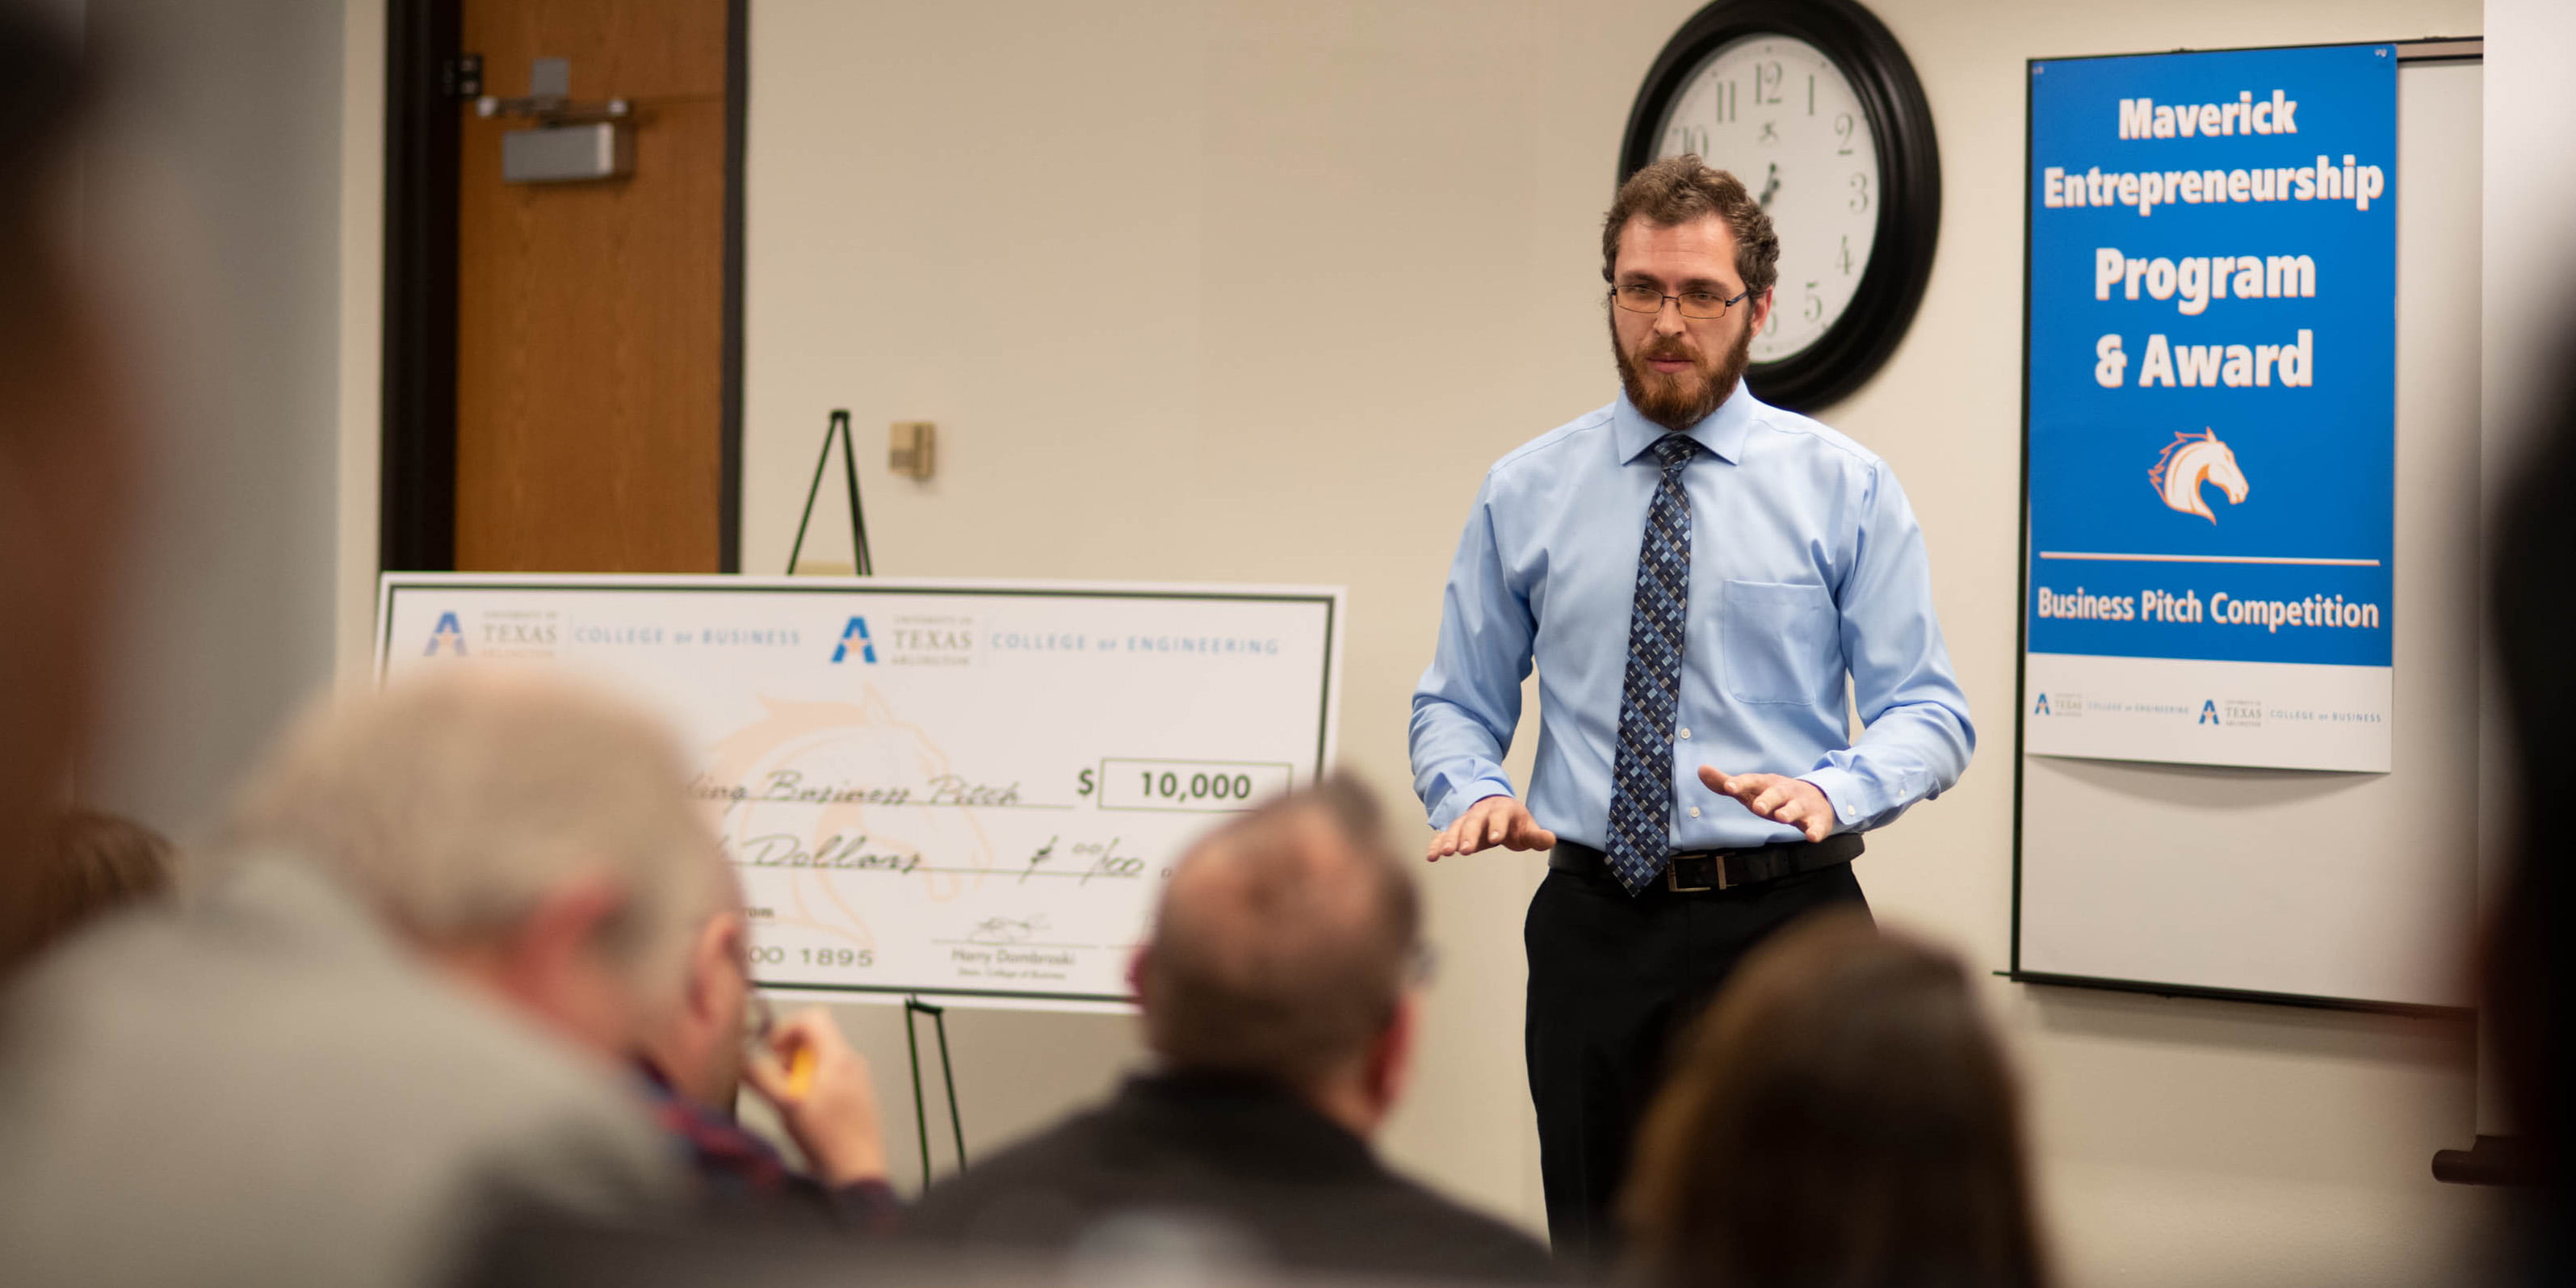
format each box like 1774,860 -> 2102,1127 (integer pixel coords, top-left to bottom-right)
1652,35 -> 1882,364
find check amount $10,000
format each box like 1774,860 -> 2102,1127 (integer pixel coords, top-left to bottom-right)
1080,758 -> 1298,812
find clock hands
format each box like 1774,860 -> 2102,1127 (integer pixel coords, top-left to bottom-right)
1757,162 -> 1781,210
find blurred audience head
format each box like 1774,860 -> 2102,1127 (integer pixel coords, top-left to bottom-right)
0,4 -> 85,343
640,873 -> 756,1110
1134,773 -> 1423,1136
1623,911 -> 2045,1288
2490,338 -> 2576,1207
0,4 -> 138,971
19,808 -> 173,958
224,667 -> 728,1058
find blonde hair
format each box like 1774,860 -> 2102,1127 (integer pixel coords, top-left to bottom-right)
224,667 -> 724,996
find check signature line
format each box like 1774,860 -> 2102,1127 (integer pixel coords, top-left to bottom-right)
932,940 -> 1101,950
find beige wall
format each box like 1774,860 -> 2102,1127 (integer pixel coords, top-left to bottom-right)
75,0 -> 355,840
338,0 -> 385,687
728,1 -> 2501,1283
61,0 -> 388,831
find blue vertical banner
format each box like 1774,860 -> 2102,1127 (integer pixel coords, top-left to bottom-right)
2023,44 -> 2396,772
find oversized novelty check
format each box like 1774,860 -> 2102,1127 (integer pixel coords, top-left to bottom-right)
375,574 -> 1343,1008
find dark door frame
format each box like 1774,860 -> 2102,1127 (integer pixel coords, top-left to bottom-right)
378,0 -> 748,573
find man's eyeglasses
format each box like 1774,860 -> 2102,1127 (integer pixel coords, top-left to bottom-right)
1610,283 -> 1752,321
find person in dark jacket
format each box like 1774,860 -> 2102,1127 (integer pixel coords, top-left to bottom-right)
907,774 -> 1554,1282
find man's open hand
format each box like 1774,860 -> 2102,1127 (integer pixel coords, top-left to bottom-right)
1697,766 -> 1836,842
1425,794 -> 1557,862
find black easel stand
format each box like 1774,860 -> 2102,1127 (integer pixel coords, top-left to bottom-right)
904,996 -> 967,1185
787,409 -> 875,576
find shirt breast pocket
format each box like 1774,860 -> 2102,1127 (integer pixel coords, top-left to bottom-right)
1720,579 -> 1840,706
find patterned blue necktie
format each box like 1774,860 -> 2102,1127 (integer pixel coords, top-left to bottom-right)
1605,434 -> 1699,895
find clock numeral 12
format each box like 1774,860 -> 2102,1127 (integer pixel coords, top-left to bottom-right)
1756,61 -> 1783,104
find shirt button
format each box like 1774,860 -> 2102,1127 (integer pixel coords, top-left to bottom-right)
1679,728 -> 1692,739
1689,806 -> 1701,818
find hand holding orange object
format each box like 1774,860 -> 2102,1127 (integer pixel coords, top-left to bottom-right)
742,1007 -> 888,1186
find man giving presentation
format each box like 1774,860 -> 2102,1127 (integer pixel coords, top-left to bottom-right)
1408,155 -> 1974,1261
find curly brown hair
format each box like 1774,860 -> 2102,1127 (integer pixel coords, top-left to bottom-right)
1601,155 -> 1781,298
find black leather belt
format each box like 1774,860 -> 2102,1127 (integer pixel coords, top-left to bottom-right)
1548,833 -> 1863,893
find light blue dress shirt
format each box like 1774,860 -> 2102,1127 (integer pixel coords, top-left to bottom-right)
1409,386 -> 1974,850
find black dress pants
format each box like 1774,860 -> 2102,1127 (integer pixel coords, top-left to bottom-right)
1522,858 -> 1869,1265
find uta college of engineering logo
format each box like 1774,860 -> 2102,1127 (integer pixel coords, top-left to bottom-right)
830,617 -> 877,664
2150,429 -> 2251,523
425,611 -> 468,657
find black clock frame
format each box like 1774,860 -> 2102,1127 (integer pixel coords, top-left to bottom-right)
1617,0 -> 1940,412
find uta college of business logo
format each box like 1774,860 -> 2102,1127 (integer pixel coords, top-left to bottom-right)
425,611 -> 468,657
829,617 -> 878,664
2150,429 -> 2250,523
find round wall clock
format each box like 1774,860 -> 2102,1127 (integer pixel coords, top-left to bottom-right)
1619,0 -> 1940,412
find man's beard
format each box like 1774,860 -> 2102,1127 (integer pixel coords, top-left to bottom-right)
1612,313 -> 1753,432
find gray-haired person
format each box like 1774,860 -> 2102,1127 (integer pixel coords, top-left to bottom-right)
0,669 -> 733,1287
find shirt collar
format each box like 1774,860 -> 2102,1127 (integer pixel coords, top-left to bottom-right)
1613,380 -> 1762,465
1122,1068 -> 1378,1174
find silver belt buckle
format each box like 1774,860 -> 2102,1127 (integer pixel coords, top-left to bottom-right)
1665,852 -> 1727,893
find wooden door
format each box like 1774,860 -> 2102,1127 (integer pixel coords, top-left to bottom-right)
453,0 -> 732,572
